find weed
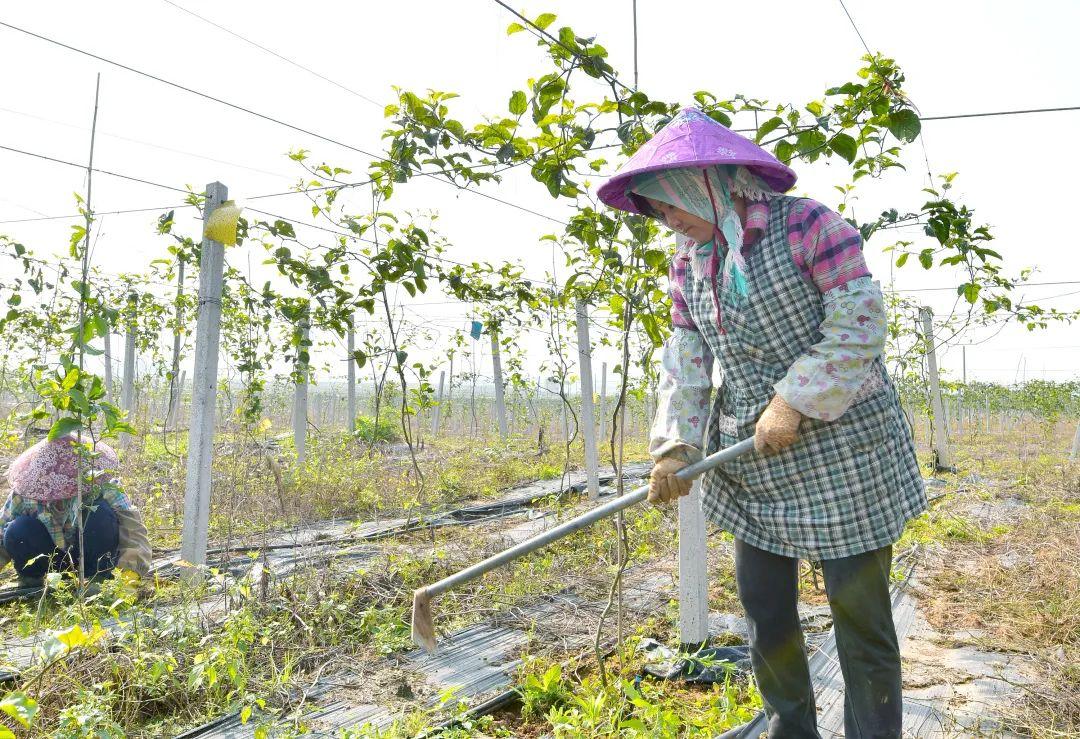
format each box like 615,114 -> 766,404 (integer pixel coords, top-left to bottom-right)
352,415 -> 400,444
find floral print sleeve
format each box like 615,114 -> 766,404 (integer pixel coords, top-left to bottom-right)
774,201 -> 886,421
774,276 -> 886,421
650,248 -> 715,462
650,327 -> 715,462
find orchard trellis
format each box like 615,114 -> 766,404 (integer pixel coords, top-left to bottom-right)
0,12 -> 1078,726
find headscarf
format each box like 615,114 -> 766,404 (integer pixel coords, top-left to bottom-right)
630,165 -> 774,297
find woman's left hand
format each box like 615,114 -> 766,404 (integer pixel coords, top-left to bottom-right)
755,394 -> 803,454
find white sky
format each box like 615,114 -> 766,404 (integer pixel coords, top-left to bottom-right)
1,0 -> 1077,390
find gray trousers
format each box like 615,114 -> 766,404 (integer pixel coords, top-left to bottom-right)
734,539 -> 902,738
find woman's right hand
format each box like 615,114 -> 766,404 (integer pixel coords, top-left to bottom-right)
648,457 -> 694,504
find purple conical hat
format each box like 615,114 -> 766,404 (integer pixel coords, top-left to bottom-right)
597,107 -> 797,214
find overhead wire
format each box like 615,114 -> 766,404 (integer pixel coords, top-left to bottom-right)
490,0 -> 636,96
158,0 -> 384,109
243,204 -> 562,287
921,105 -> 1080,122
0,143 -> 191,194
3,19 -> 1076,236
0,20 -> 568,226
0,104 -> 295,181
888,279 -> 1080,293
3,12 -> 1077,332
836,0 -> 935,183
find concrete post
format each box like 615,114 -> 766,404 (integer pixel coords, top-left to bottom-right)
575,299 -> 600,499
598,361 -> 608,453
678,479 -> 709,649
120,292 -> 137,447
432,370 -> 446,437
920,307 -> 953,470
491,331 -> 508,439
180,182 -> 228,574
103,329 -> 114,402
347,317 -> 357,434
293,312 -> 310,463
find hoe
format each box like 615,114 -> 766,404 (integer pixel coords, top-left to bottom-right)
411,436 -> 756,652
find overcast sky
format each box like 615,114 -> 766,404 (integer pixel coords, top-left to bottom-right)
1,0 -> 1077,390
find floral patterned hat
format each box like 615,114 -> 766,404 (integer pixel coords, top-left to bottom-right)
597,107 -> 797,215
6,434 -> 120,502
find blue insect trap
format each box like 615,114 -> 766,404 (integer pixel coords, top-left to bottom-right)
469,321 -> 483,340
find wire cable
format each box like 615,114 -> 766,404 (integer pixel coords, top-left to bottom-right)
244,204 -> 561,287
921,105 -> 1080,121
159,0 -> 384,109
490,0 -> 635,96
889,279 -> 1080,293
0,104 -> 295,181
0,20 -> 567,226
0,143 -> 191,194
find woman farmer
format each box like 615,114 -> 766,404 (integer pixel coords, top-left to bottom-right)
598,108 -> 926,738
0,434 -> 151,589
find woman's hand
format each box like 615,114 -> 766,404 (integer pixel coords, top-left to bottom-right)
648,456 -> 694,504
755,394 -> 803,454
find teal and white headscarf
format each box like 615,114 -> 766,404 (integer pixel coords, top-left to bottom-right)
629,165 -> 775,298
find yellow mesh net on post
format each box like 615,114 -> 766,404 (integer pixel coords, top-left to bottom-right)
204,200 -> 242,245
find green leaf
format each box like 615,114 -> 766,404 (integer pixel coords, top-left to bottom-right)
68,389 -> 90,414
704,109 -> 732,127
534,12 -> 557,29
754,116 -> 783,143
960,283 -> 981,304
0,692 -> 37,728
48,416 -> 81,441
240,705 -> 253,724
928,218 -> 950,245
828,133 -> 858,164
825,82 -> 864,96
642,249 -> 666,269
895,252 -> 909,268
509,90 -> 527,116
918,249 -> 934,269
774,139 -> 795,163
887,109 -> 921,143
506,22 -> 525,34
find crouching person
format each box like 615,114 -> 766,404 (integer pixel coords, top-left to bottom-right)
0,434 -> 151,589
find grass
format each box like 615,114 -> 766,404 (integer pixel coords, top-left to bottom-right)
903,424 -> 1080,737
4,414 -> 1077,737
487,636 -> 762,737
116,430 -> 647,551
0,427 -> 660,737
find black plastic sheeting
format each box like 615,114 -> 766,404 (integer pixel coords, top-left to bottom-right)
0,584 -> 43,606
637,638 -> 752,685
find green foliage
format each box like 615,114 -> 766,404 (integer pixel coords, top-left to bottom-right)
0,692 -> 38,729
56,689 -> 125,739
518,645 -> 761,737
898,509 -> 1010,550
352,414 -> 400,443
518,662 -> 571,721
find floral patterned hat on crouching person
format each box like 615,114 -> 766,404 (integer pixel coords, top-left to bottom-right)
6,435 -> 120,503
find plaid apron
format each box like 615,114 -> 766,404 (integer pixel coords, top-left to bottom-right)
683,196 -> 926,561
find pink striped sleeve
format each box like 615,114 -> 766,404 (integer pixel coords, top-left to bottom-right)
787,199 -> 870,293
